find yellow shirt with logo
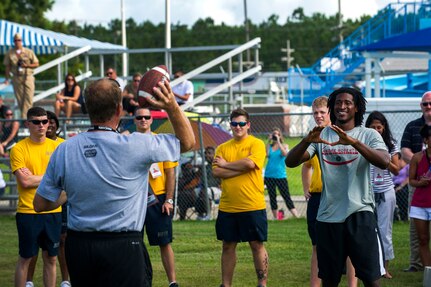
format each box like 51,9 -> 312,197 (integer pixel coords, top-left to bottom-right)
10,137 -> 61,214
149,161 -> 178,195
214,135 -> 266,213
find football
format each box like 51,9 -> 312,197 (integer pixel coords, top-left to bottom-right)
137,65 -> 170,107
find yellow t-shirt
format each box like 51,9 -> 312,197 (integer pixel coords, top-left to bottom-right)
149,161 -> 178,196
10,137 -> 61,214
55,137 -> 65,143
307,155 -> 323,193
214,135 -> 266,213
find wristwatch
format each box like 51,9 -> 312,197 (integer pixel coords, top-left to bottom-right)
165,199 -> 174,205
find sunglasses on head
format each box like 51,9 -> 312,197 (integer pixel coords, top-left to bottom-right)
422,102 -> 431,107
230,121 -> 248,127
135,115 -> 151,120
29,119 -> 49,125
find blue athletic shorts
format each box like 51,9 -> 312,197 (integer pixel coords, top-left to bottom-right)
144,193 -> 173,246
216,209 -> 267,242
16,212 -> 62,258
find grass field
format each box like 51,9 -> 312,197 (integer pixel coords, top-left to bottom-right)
0,215 -> 423,287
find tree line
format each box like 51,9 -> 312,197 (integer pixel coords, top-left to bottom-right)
0,1 -> 371,79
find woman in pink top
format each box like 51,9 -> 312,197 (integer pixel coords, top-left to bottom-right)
409,124 -> 431,266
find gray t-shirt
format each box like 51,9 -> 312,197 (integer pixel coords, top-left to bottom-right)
306,126 -> 387,223
37,131 -> 180,232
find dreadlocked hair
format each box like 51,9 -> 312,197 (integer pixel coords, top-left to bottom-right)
328,87 -> 367,127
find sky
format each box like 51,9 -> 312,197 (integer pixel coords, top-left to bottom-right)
45,0 -> 395,27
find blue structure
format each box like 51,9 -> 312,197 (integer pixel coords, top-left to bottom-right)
288,1 -> 431,105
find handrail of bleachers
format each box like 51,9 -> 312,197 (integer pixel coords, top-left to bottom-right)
170,37 -> 262,110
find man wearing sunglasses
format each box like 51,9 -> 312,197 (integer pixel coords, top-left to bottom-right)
10,107 -> 62,287
3,33 -> 39,119
135,107 -> 179,287
33,78 -> 194,287
400,91 -> 431,273
212,108 -> 268,287
105,67 -> 125,91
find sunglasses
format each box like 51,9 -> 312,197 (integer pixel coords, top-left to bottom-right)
106,72 -> 113,76
5,113 -> 13,116
422,102 -> 431,107
133,79 -> 141,83
135,115 -> 151,120
29,119 -> 49,125
230,121 -> 248,127
66,78 -> 74,81
14,39 -> 22,42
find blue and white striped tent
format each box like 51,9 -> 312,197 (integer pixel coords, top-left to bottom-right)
0,19 -> 126,55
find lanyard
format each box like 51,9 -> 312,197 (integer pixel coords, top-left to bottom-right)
87,126 -> 119,133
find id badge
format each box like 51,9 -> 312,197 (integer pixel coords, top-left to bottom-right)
150,163 -> 162,178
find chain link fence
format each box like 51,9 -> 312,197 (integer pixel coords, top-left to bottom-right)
0,110 -> 421,221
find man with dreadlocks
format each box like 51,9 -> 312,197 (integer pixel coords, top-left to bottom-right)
285,87 -> 390,287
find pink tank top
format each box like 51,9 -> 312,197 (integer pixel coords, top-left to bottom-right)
412,151 -> 431,208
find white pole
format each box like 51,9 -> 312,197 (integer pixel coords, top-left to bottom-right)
121,0 -> 128,77
165,0 -> 171,72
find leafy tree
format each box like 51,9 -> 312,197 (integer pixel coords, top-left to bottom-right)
0,0 -> 54,28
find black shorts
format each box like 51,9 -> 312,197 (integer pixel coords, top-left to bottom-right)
306,193 -> 321,245
144,193 -> 173,246
66,230 -> 152,287
216,209 -> 267,242
16,212 -> 62,258
316,211 -> 384,284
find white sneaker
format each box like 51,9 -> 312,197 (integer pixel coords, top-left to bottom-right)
60,281 -> 71,287
25,282 -> 34,287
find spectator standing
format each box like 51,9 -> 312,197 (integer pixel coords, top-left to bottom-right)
213,108 -> 268,287
26,111 -> 69,287
122,73 -> 141,115
301,96 -> 357,287
106,67 -> 126,91
171,69 -> 194,106
3,33 -> 39,119
135,107 -> 179,287
54,74 -> 85,121
285,87 -> 390,287
400,91 -> 431,272
33,78 -> 194,287
10,107 -> 61,287
264,127 -> 298,220
365,111 -> 400,279
0,108 -> 19,156
408,125 -> 431,267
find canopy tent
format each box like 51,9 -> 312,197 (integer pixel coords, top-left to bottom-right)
355,27 -> 431,52
0,19 -> 126,55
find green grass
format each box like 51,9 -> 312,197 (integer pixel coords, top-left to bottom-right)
0,216 -> 422,286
